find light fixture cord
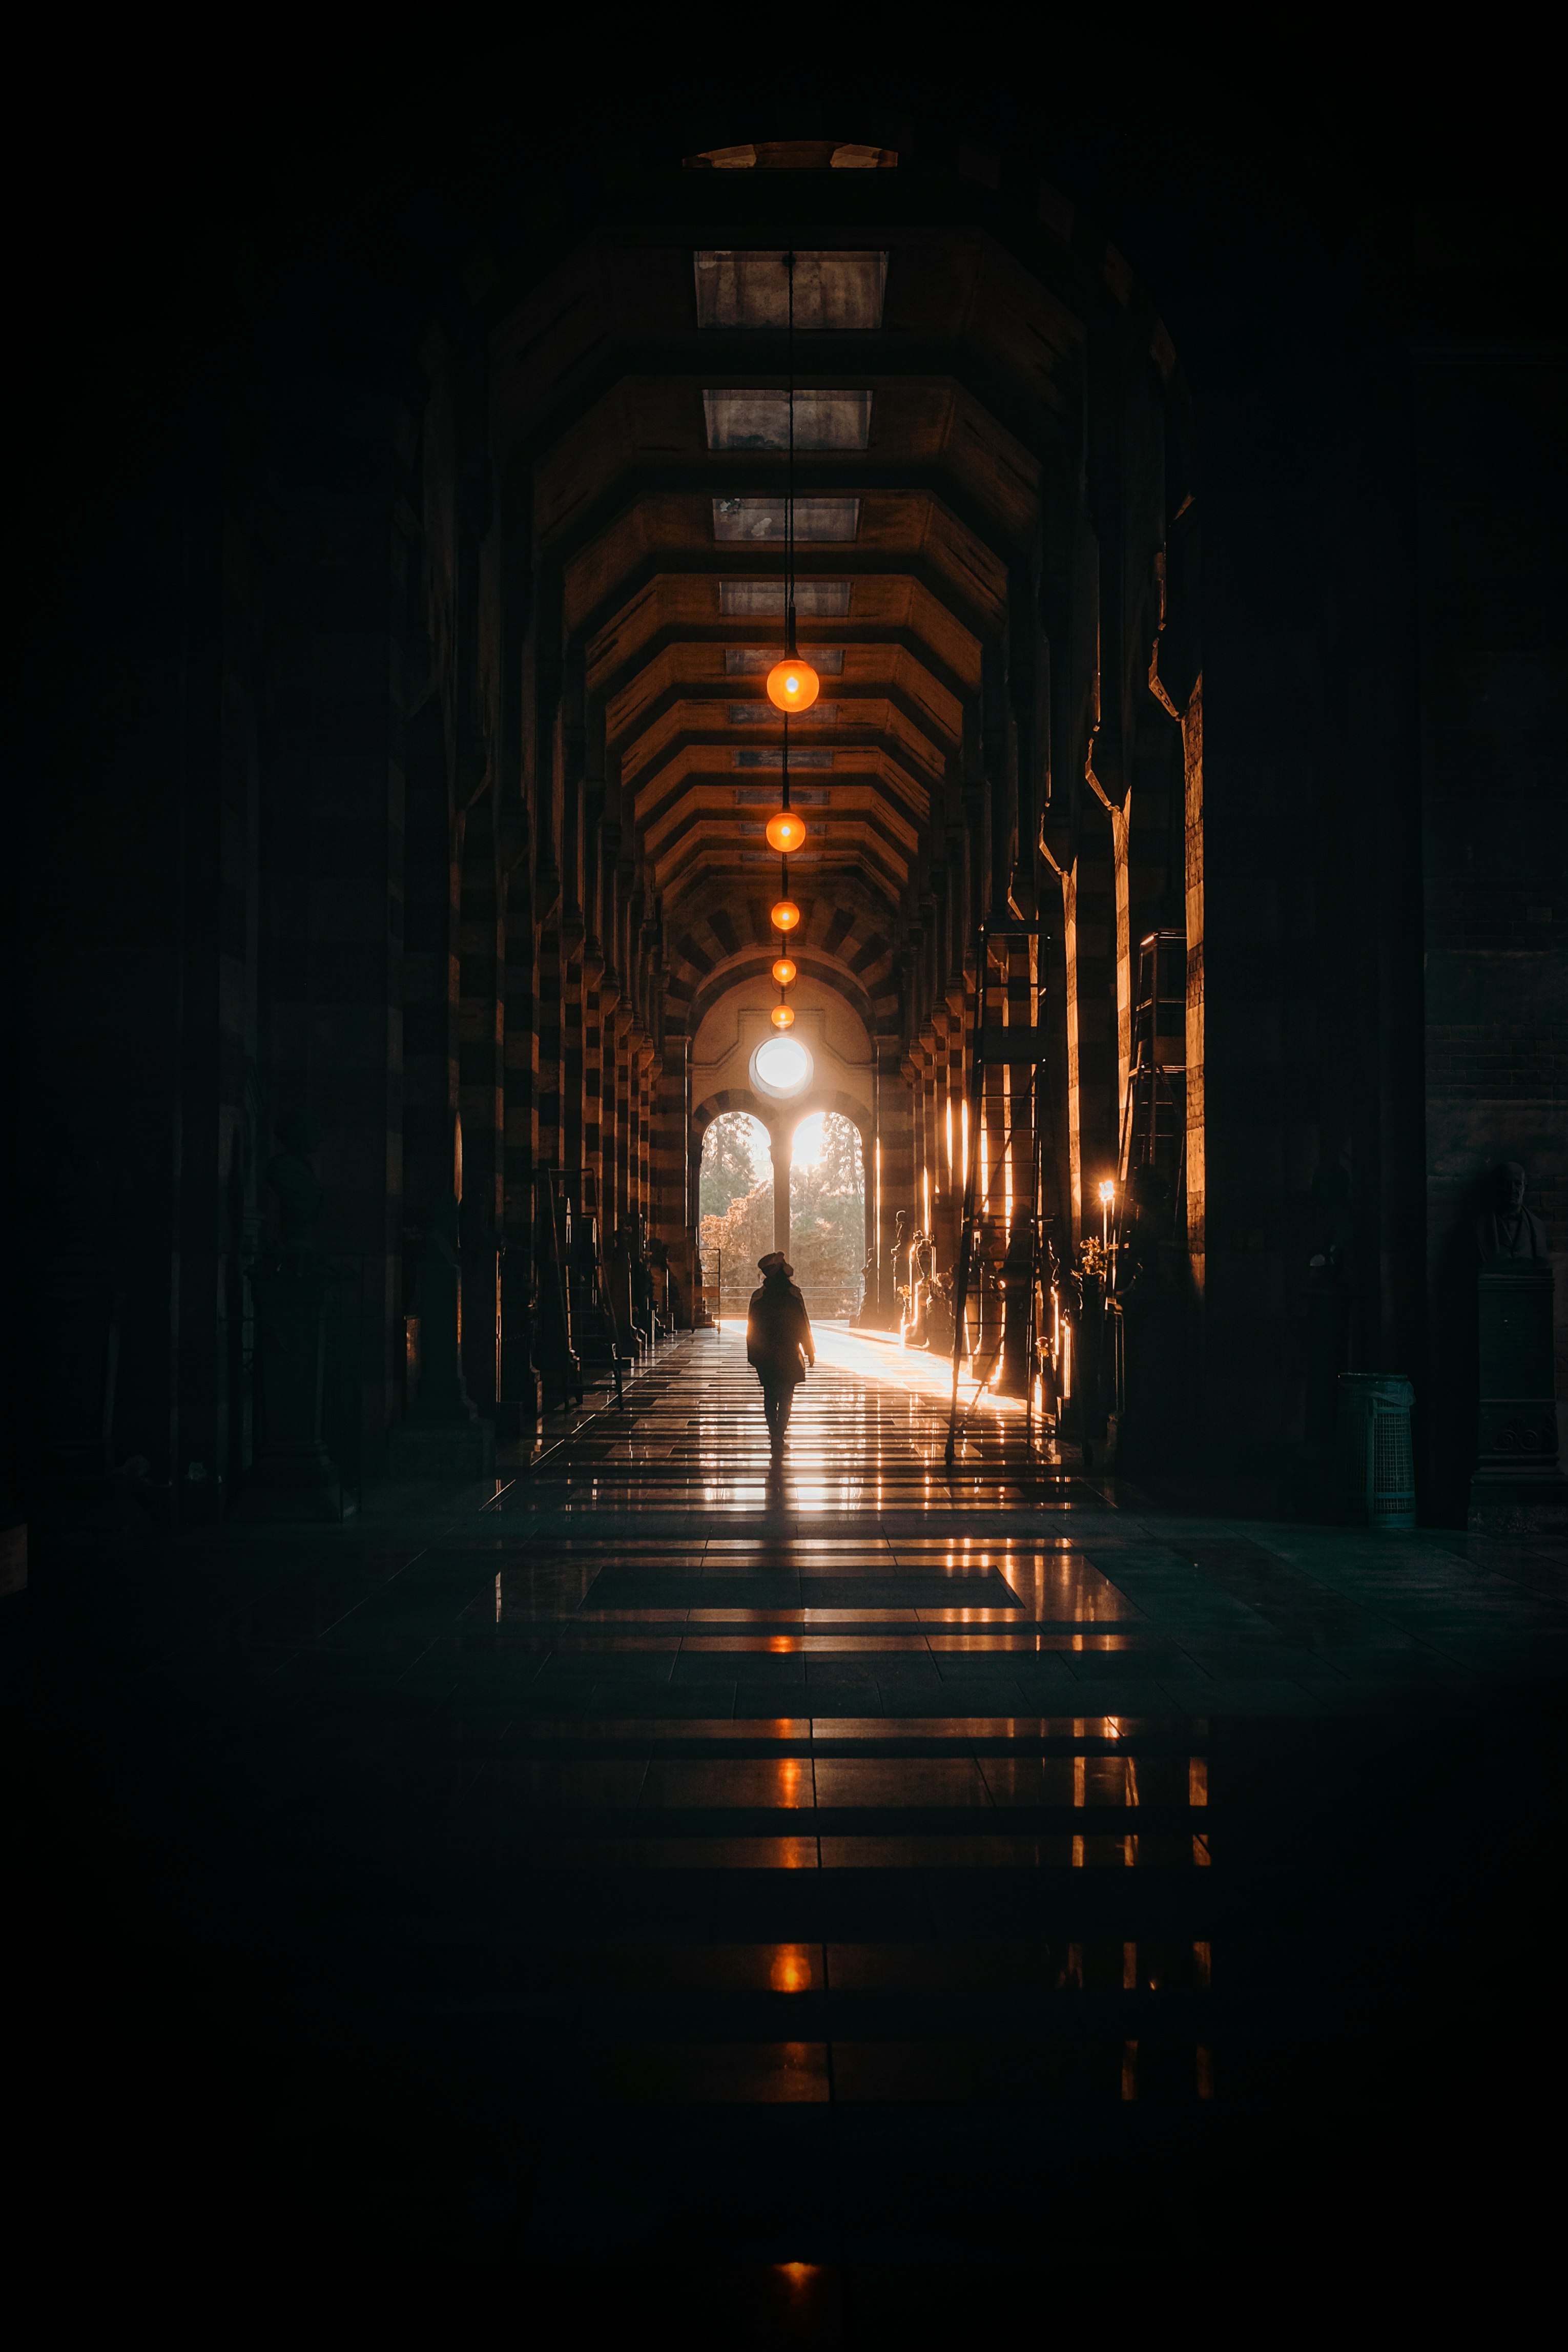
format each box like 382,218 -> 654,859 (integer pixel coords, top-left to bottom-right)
786,247 -> 795,653
783,247 -> 795,815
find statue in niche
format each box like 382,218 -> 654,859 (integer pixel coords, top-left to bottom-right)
1476,1161 -> 1550,1266
266,1113 -> 324,1261
905,1229 -> 934,1346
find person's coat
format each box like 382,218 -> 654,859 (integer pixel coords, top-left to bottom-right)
746,1277 -> 815,1387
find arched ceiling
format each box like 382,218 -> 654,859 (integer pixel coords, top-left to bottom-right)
488,161 -> 1100,1033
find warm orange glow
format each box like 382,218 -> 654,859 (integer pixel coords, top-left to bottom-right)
771,1003 -> 796,1029
766,656 -> 820,713
765,808 -> 807,854
771,956 -> 797,986
771,897 -> 801,932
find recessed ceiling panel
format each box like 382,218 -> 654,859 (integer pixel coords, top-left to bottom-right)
729,702 -> 839,725
694,250 -> 888,330
704,390 -> 872,450
721,580 -> 851,616
714,498 -> 858,542
725,648 -> 844,675
685,143 -> 898,171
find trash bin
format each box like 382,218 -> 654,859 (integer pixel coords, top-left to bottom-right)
1337,1373 -> 1416,1529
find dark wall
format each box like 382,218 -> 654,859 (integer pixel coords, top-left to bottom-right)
1417,352 -> 1568,1519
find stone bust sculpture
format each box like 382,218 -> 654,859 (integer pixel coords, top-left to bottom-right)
1476,1161 -> 1549,1266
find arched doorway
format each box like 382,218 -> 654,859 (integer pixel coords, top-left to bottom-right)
698,1111 -> 773,1318
789,1113 -> 865,1319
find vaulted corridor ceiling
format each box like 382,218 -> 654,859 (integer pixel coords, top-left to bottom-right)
489,174 -> 1104,1038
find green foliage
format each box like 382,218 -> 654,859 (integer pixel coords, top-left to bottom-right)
698,1110 -> 864,1316
702,1180 -> 776,1304
699,1113 -> 768,1223
789,1113 -> 864,1313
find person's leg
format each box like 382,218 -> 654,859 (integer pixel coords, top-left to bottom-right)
775,1385 -> 794,1437
761,1381 -> 781,1443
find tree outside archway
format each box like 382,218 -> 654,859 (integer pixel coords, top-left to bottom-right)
699,1112 -> 773,1314
789,1112 -> 864,1317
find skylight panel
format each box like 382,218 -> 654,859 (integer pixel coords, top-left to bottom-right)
724,649 -> 843,675
729,703 -> 839,725
713,498 -> 858,543
721,580 -> 851,616
704,391 -> 872,450
734,749 -> 834,768
694,250 -> 888,330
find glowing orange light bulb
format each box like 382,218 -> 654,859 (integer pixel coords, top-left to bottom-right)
766,656 -> 820,714
765,808 -> 806,854
771,1002 -> 796,1029
771,897 -> 801,933
771,956 -> 797,986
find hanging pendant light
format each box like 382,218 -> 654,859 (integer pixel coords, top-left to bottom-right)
754,254 -> 811,951
771,1001 -> 796,1030
767,654 -> 819,713
771,956 -> 797,986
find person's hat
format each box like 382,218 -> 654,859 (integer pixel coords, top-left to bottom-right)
757,1252 -> 794,1277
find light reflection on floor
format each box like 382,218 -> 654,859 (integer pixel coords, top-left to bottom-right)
49,1320 -> 1565,2277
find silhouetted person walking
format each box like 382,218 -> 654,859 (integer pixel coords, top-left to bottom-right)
747,1251 -> 815,1453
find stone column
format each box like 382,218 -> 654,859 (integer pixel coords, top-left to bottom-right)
241,1252 -> 346,1519
389,1189 -> 495,1477
561,931 -> 585,1184
598,969 -> 621,1235
636,1034 -> 657,1218
611,1005 -> 634,1229
918,1024 -> 939,1240
582,942 -> 604,1219
875,1046 -> 914,1328
771,1126 -> 792,1260
236,1121 -> 354,1520
1469,1265 -> 1565,1532
932,1006 -> 961,1272
501,871 -> 542,1432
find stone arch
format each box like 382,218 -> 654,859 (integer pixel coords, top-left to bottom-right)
693,1081 -> 876,1273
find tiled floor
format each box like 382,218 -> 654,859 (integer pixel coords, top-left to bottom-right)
13,1325 -> 1567,2303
